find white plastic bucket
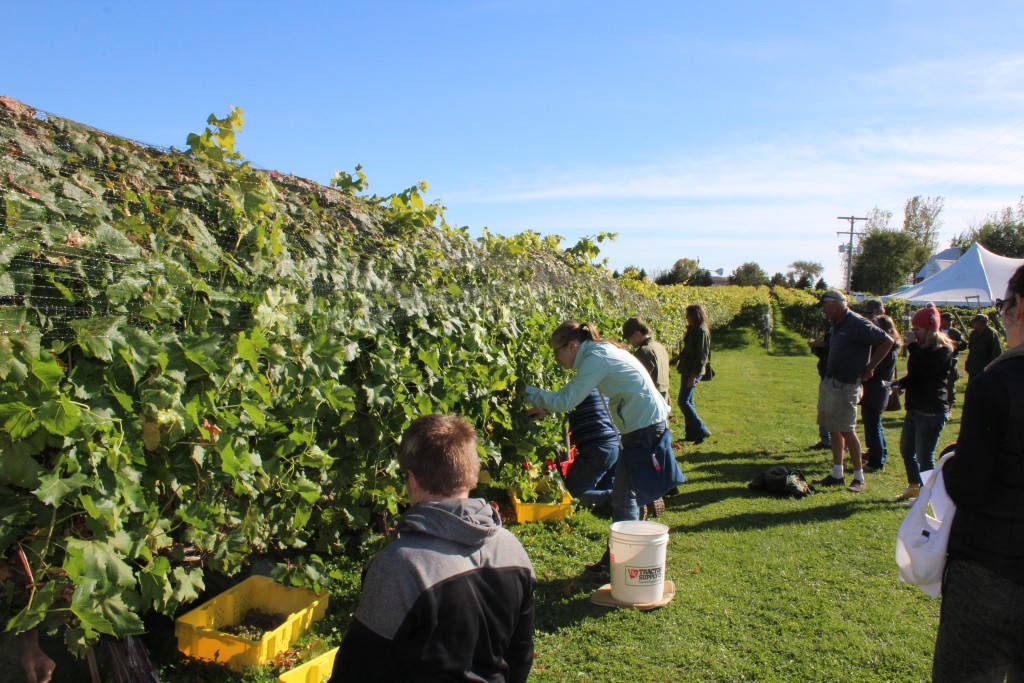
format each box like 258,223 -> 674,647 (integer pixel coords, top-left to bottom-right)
608,520 -> 669,604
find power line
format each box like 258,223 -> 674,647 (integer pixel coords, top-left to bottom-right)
876,115 -> 1024,211
915,117 -> 1024,193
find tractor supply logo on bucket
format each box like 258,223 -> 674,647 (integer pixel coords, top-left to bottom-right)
625,565 -> 663,586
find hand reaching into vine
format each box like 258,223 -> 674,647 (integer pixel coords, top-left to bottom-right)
19,630 -> 55,683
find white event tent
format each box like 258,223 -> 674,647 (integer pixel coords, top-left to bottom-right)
886,242 -> 1024,307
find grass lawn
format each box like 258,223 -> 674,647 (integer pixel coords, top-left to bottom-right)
2,318 -> 962,682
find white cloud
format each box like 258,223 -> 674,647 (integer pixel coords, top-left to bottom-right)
446,122 -> 1024,203
440,119 -> 1024,287
859,53 -> 1024,107
432,48 -> 1024,288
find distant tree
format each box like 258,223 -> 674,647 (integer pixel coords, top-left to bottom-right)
815,278 -> 827,291
728,262 -> 769,286
692,269 -> 715,287
769,272 -> 787,287
619,266 -> 646,281
866,207 -> 893,232
654,257 -> 702,285
903,195 -> 944,270
846,207 -> 894,286
612,269 -> 621,278
795,274 -> 813,289
787,260 -> 824,282
851,228 -> 920,294
953,197 -> 1024,257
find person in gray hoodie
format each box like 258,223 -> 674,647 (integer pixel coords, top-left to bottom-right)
329,414 -> 536,683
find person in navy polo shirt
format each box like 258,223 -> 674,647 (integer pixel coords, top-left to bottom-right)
813,290 -> 894,493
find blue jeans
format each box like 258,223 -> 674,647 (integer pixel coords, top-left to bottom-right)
861,403 -> 887,467
678,381 -> 710,441
611,448 -> 640,522
612,421 -> 686,521
899,410 -> 948,486
818,424 -> 831,446
861,381 -> 890,467
564,439 -> 617,509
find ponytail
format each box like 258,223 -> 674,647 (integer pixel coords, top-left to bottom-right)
550,321 -> 626,349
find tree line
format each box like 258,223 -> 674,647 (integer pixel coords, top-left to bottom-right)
616,258 -> 828,290
619,194 -> 1024,296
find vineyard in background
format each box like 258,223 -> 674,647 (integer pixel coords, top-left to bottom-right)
0,97 -> 787,652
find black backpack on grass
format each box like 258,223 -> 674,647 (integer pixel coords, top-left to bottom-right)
749,465 -> 813,498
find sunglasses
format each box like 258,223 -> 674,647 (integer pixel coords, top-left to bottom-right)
995,296 -> 1018,314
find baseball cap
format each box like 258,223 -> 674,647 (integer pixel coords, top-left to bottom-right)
816,290 -> 846,307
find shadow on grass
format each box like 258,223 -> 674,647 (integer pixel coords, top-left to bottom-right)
768,327 -> 813,357
679,450 -> 826,481
712,326 -> 755,351
668,484 -> 753,510
667,496 -> 881,534
532,575 -> 626,631
711,308 -> 766,351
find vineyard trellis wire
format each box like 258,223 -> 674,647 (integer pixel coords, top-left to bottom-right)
0,93 -> 780,661
0,96 -> 678,655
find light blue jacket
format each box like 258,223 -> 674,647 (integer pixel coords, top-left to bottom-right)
525,340 -> 669,434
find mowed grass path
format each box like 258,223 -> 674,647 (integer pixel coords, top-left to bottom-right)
520,324 -> 960,682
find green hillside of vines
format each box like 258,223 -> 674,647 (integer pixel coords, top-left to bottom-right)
0,95 -> 771,652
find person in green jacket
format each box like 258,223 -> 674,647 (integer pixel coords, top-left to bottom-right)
965,313 -> 1002,383
622,316 -> 671,405
670,304 -> 712,444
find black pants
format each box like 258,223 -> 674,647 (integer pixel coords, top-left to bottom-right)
933,558 -> 1024,682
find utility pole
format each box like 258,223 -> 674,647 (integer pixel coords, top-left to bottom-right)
837,215 -> 867,294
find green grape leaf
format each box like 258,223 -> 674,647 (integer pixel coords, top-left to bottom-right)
64,538 -> 137,589
36,397 -> 82,436
34,472 -> 91,506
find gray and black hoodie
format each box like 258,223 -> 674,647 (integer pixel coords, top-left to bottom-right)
329,498 -> 536,683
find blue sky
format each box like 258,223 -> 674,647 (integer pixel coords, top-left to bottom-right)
5,1 -> 1024,286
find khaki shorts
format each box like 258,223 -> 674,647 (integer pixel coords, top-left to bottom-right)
817,377 -> 861,433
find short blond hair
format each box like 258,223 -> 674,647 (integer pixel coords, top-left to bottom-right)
398,414 -> 480,496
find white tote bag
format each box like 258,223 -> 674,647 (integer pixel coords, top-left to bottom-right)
895,452 -> 957,597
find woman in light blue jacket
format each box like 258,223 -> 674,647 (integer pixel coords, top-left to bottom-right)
525,321 -> 686,574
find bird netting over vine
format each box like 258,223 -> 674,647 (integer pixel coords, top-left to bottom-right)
0,95 -> 669,650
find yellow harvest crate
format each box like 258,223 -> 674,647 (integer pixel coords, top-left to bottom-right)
509,489 -> 574,523
278,647 -> 339,683
175,575 -> 329,672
